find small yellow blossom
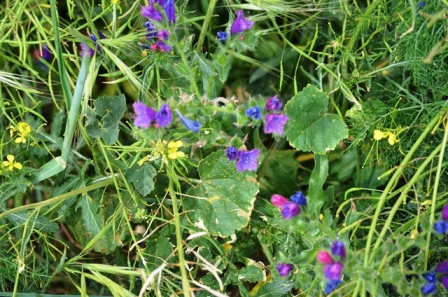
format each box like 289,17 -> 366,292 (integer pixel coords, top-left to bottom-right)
2,155 -> 22,170
17,122 -> 31,135
319,214 -> 324,221
373,129 -> 387,140
373,129 -> 399,146
167,140 -> 185,159
9,122 -> 31,144
410,229 -> 419,239
387,133 -> 398,145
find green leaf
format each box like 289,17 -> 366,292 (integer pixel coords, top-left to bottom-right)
255,279 -> 294,297
238,265 -> 265,283
125,162 -> 157,197
211,53 -> 232,82
7,211 -> 59,233
145,234 -> 173,271
86,94 -> 126,145
285,84 -> 348,154
308,154 -> 328,215
184,150 -> 259,236
0,176 -> 32,204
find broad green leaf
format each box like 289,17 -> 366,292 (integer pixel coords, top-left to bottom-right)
255,279 -> 294,297
285,84 -> 348,154
145,234 -> 173,271
211,53 -> 232,82
86,94 -> 126,145
0,176 -> 31,204
308,154 -> 328,215
125,162 -> 157,197
238,265 -> 265,283
184,150 -> 259,237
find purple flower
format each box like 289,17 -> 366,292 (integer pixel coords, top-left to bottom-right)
217,31 -> 228,44
436,261 -> 448,273
245,106 -> 262,120
442,204 -> 448,220
141,0 -> 163,22
277,263 -> 294,277
163,0 -> 176,23
421,282 -> 437,295
264,113 -> 288,134
133,101 -> 157,128
80,31 -> 105,58
290,191 -> 306,206
434,220 -> 448,234
281,201 -> 300,220
235,149 -> 260,172
331,241 -> 346,259
34,45 -> 53,69
155,104 -> 172,127
440,276 -> 448,290
226,146 -> 238,161
423,272 -> 437,283
317,251 -> 333,265
271,194 -> 288,207
157,29 -> 170,40
265,95 -> 283,111
144,21 -> 158,39
156,40 -> 172,52
230,10 -> 254,35
325,280 -> 342,295
324,262 -> 343,280
175,110 -> 201,132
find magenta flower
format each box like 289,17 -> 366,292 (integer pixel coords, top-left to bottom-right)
324,262 -> 344,280
141,0 -> 163,22
235,149 -> 260,172
230,10 -> 254,35
175,110 -> 201,132
317,251 -> 334,265
331,241 -> 346,259
277,263 -> 294,277
155,104 -> 172,127
264,113 -> 288,135
442,204 -> 448,220
281,201 -> 300,219
133,101 -> 157,128
226,146 -> 238,161
265,95 -> 283,111
271,194 -> 288,207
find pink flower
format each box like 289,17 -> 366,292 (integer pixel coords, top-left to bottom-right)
271,194 -> 288,207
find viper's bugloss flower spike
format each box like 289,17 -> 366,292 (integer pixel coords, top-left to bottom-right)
271,194 -> 288,207
175,110 -> 202,132
324,262 -> 343,280
141,0 -> 163,22
226,146 -> 238,161
264,113 -> 289,134
230,10 -> 254,35
235,149 -> 260,172
325,280 -> 342,295
144,21 -> 158,39
331,241 -> 346,258
217,31 -> 228,44
290,191 -> 307,206
421,282 -> 437,295
155,104 -> 172,127
277,263 -> 294,277
434,220 -> 448,234
163,0 -> 176,23
423,272 -> 436,283
442,204 -> 448,220
281,201 -> 300,220
133,101 -> 157,128
317,251 -> 334,265
245,106 -> 262,120
34,45 -> 53,69
440,276 -> 448,290
436,261 -> 448,273
265,95 -> 283,111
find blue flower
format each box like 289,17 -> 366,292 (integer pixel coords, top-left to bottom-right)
325,280 -> 342,295
417,1 -> 424,9
281,201 -> 300,219
230,10 -> 254,35
226,146 -> 238,161
34,45 -> 53,69
217,31 -> 228,44
264,113 -> 288,134
235,149 -> 260,172
331,241 -> 346,259
423,272 -> 437,283
290,191 -> 306,206
265,95 -> 283,111
163,0 -> 176,23
155,104 -> 172,127
144,21 -> 158,39
80,30 -> 105,58
133,101 -> 157,128
245,106 -> 262,120
277,263 -> 294,277
421,282 -> 437,295
434,220 -> 448,234
141,0 -> 164,22
175,110 -> 201,132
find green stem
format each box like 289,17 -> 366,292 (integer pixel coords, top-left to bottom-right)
256,233 -> 275,266
61,54 -> 90,163
175,43 -> 201,98
196,0 -> 218,52
168,172 -> 191,296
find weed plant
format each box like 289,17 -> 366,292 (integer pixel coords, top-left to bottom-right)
1,0 -> 448,296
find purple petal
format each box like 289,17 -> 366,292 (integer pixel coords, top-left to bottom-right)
436,261 -> 448,273
245,106 -> 262,120
281,201 -> 300,219
133,101 -> 157,128
163,0 -> 176,23
264,113 -> 288,135
235,149 -> 260,172
230,10 -> 254,35
156,40 -> 172,52
290,191 -> 306,206
440,275 -> 448,290
157,29 -> 170,40
442,204 -> 448,220
141,0 -> 164,22
155,104 -> 172,127
325,280 -> 342,295
331,241 -> 346,258
226,146 -> 238,161
324,262 -> 343,280
276,263 -> 293,277
265,95 -> 283,111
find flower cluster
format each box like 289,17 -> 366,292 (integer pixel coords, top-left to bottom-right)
245,95 -> 289,135
8,122 -> 31,144
80,31 -> 105,58
421,262 -> 448,295
317,241 -> 346,295
1,154 -> 22,171
141,0 -> 175,52
216,10 -> 253,44
226,146 -> 260,172
434,204 -> 448,234
373,129 -> 398,146
271,191 -> 306,220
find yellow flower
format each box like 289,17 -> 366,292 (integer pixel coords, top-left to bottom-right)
387,133 -> 398,145
9,122 -> 31,143
17,122 -> 31,136
111,0 -> 119,3
167,140 -> 185,159
8,125 -> 16,137
373,129 -> 387,140
2,155 -> 22,170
